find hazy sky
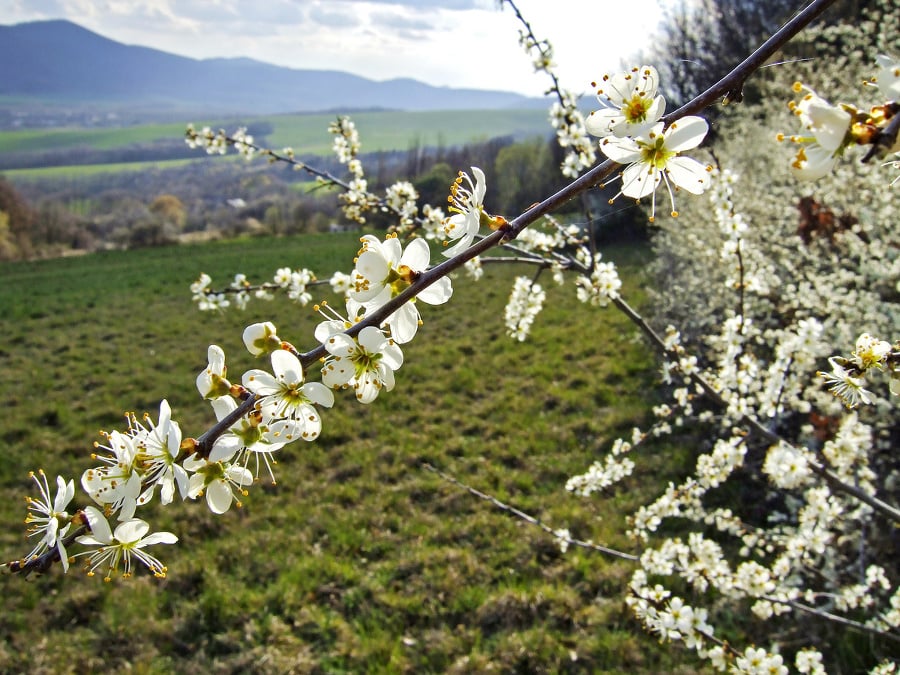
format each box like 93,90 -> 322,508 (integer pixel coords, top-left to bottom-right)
4,0 -> 674,97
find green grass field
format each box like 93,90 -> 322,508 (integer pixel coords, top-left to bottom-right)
0,109 -> 551,175
0,234 -> 704,672
2,156 -> 212,181
0,122 -> 193,153
262,109 -> 552,155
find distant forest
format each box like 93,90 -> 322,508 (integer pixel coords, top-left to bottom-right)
0,134 -> 644,261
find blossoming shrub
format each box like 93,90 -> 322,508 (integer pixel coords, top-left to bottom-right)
648,0 -> 899,430
624,0 -> 900,665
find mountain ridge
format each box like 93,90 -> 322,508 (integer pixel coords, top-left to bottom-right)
0,19 -> 536,116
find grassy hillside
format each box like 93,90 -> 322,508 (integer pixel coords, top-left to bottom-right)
0,233 -> 704,672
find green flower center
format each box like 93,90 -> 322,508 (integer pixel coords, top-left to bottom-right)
236,424 -> 263,447
352,351 -> 381,379
197,460 -> 226,484
281,383 -> 309,407
387,265 -> 415,297
639,136 -> 674,170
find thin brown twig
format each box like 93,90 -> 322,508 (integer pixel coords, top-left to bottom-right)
421,463 -> 639,561
609,293 -> 900,523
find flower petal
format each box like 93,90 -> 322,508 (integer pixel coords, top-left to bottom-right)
387,303 -> 420,344
600,136 -> 643,164
137,531 -> 178,547
380,342 -> 404,370
470,166 -> 487,202
442,231 -> 477,258
356,326 -> 385,351
82,505 -> 112,543
242,369 -> 280,395
113,518 -> 150,544
206,480 -> 234,514
314,318 -> 345,344
790,143 -> 838,181
324,332 -> 357,358
302,382 -> 335,408
54,476 -> 74,512
295,406 -> 323,440
354,375 -> 381,404
416,277 -> 453,305
663,116 -> 708,152
322,356 -> 355,388
666,157 -> 711,194
211,396 -> 237,420
585,108 -> 621,137
271,349 -> 303,385
621,163 -> 660,199
378,363 -> 396,392
210,435 -> 241,462
399,238 -> 430,272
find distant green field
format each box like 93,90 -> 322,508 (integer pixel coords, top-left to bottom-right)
0,108 -> 551,162
0,122 -> 192,153
263,108 -> 551,154
2,156 -> 212,180
0,234 -> 707,672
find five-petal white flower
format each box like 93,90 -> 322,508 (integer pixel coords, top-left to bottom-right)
818,357 -> 873,408
600,116 -> 711,221
196,345 -> 231,399
350,234 -> 452,343
82,430 -> 143,521
23,470 -> 75,572
206,396 -> 301,485
182,453 -> 254,514
782,84 -> 852,180
585,65 -> 666,139
76,506 -> 178,579
132,400 -> 189,508
441,167 -> 487,258
243,321 -> 281,357
320,325 -> 404,403
242,349 -> 335,440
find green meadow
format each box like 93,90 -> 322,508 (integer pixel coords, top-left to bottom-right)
0,234 -> 702,672
2,157 -> 211,181
0,109 -> 551,173
262,109 -> 553,155
0,122 -> 194,153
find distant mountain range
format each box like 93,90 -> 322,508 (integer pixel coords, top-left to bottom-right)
0,20 -> 537,116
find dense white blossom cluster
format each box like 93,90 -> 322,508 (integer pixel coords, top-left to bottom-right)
503,276 -> 546,342
184,124 -> 228,155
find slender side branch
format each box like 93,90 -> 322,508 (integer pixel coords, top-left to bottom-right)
422,463 -> 639,561
610,294 -> 900,523
773,597 -> 900,644
4,525 -> 88,577
499,0 -> 566,105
